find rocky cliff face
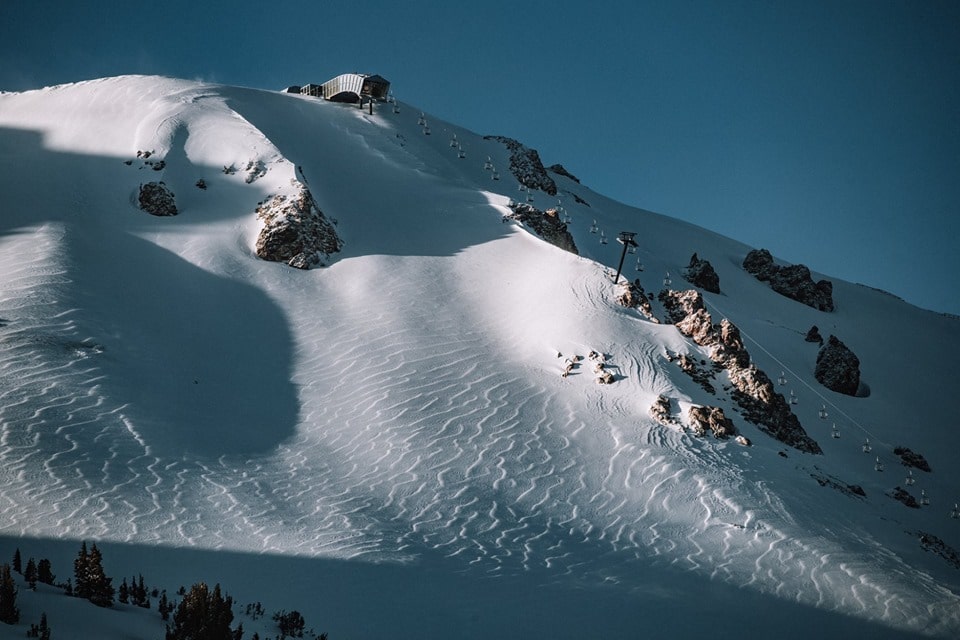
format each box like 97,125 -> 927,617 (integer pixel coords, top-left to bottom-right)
659,288 -> 822,453
505,203 -> 577,254
614,279 -> 656,321
255,184 -> 341,269
814,335 -> 861,396
485,136 -> 558,196
682,253 -> 721,294
743,248 -> 834,311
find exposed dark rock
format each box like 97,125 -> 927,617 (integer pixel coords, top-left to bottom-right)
688,405 -> 736,438
742,248 -> 834,311
615,279 -> 657,321
505,203 -> 578,254
244,160 -> 267,184
815,335 -> 861,396
676,354 -> 718,394
682,253 -> 720,294
659,287 -> 822,454
894,446 -> 932,472
917,531 -> 960,570
571,192 -> 590,207
547,163 -> 580,183
890,487 -> 920,509
649,395 -> 679,427
484,136 -> 557,195
811,468 -> 867,498
805,325 -> 823,344
138,182 -> 178,217
596,371 -> 615,385
255,184 -> 341,269
195,178 -> 207,190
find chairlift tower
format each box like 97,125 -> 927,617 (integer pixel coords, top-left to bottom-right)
612,232 -> 638,284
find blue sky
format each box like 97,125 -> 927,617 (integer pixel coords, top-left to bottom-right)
2,0 -> 957,314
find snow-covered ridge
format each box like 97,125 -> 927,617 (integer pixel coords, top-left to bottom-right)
0,75 -> 958,639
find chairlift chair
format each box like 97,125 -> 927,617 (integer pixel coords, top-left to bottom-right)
874,457 -> 884,472
663,271 -> 672,287
862,438 -> 872,453
905,470 -> 915,485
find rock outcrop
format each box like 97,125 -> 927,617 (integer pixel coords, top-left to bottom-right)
814,335 -> 861,396
138,182 -> 178,217
255,184 -> 341,269
894,446 -> 932,472
659,288 -> 822,454
615,279 -> 657,321
688,405 -> 736,438
682,253 -> 720,293
805,325 -> 823,344
547,163 -> 580,183
505,203 -> 577,254
649,395 -> 679,427
484,136 -> 557,195
742,248 -> 834,311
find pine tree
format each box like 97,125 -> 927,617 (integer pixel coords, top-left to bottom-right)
165,582 -> 235,640
159,590 -> 171,621
73,542 -> 90,600
11,550 -> 21,575
36,559 -> 54,586
118,578 -> 129,604
24,558 -> 38,590
37,612 -> 50,640
0,564 -> 19,625
86,544 -> 114,608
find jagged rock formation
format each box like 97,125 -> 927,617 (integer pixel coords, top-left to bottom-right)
138,182 -> 178,216
676,354 -> 718,394
649,395 -> 679,427
811,468 -> 866,498
918,532 -> 960,570
894,446 -> 932,472
547,163 -> 580,183
805,325 -> 824,344
688,405 -> 736,438
659,288 -> 822,453
255,184 -> 341,269
682,253 -> 720,294
615,279 -> 657,321
505,203 -> 577,254
891,487 -> 921,508
485,136 -> 558,195
814,335 -> 861,396
742,248 -> 834,311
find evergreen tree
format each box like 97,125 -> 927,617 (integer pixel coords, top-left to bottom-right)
24,558 -> 38,590
118,578 -> 129,604
159,590 -> 171,621
63,578 -> 73,597
38,612 -> 51,640
36,559 -> 54,586
11,550 -> 21,575
86,544 -> 114,608
73,542 -> 90,600
165,582 -> 235,640
0,564 -> 19,625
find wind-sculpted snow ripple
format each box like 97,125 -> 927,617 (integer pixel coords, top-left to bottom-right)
2,234 -> 957,634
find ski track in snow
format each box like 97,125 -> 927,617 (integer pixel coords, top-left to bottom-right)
1,78 -> 958,637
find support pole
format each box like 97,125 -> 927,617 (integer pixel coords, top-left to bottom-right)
613,231 -> 637,284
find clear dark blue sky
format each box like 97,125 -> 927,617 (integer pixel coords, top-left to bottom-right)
2,1 -> 957,314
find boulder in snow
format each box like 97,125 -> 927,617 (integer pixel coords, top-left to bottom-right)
682,253 -> 720,294
814,335 -> 861,396
743,248 -> 834,311
138,181 -> 178,217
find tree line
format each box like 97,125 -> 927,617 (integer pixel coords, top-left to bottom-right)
1,543 -> 328,639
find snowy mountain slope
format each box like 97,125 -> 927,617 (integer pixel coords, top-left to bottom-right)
0,75 -> 958,638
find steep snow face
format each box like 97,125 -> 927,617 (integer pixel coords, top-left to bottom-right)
0,76 -> 958,639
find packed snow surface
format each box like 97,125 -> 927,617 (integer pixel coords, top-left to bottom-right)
0,76 -> 958,638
